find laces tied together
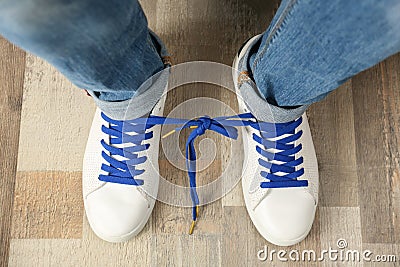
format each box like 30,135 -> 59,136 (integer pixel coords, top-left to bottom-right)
99,112 -> 308,235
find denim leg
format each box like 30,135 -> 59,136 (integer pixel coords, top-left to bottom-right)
0,0 -> 165,102
249,0 -> 400,107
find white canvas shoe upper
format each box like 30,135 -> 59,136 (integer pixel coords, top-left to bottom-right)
233,35 -> 319,246
82,95 -> 165,243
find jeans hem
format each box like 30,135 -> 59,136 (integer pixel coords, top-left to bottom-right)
88,66 -> 169,120
237,35 -> 307,122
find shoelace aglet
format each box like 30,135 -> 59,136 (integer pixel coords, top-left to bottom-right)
162,129 -> 176,139
188,205 -> 199,235
162,126 -> 198,139
188,220 -> 196,235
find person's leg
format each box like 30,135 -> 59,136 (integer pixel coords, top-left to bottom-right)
235,0 -> 400,246
0,0 -> 170,242
249,0 -> 400,107
0,0 -> 168,118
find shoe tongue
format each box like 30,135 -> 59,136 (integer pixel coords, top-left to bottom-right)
104,110 -> 150,121
248,129 -> 299,208
106,114 -> 150,163
264,133 -> 291,142
113,144 -> 141,163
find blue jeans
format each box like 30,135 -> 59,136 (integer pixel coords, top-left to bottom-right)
0,0 -> 167,103
0,0 -> 399,114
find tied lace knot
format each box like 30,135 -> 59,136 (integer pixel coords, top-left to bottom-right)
194,116 -> 212,136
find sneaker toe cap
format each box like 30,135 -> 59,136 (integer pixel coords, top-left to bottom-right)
253,188 -> 316,246
85,183 -> 151,242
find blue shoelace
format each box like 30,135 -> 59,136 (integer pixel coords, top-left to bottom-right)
249,116 -> 308,188
99,112 -> 307,234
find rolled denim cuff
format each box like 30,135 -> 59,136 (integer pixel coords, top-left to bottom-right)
88,29 -> 170,120
237,35 -> 308,122
87,67 -> 169,120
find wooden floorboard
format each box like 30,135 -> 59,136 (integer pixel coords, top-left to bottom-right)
352,59 -> 399,244
308,81 -> 359,207
0,0 -> 399,266
0,37 -> 25,267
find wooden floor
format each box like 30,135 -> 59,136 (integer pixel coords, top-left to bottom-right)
0,0 -> 399,266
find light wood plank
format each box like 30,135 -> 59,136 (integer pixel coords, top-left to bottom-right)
0,37 -> 25,267
82,215 -> 152,267
8,239 -> 82,267
222,207 -> 321,267
352,64 -> 392,168
151,234 -> 183,267
352,64 -> 396,244
180,234 -> 221,267
11,171 -> 83,239
319,207 -> 362,266
221,207 -> 252,266
221,182 -> 245,207
379,54 -> 400,244
151,233 -> 221,267
154,160 -> 222,235
391,165 -> 400,245
358,166 -> 396,244
17,54 -> 95,171
308,81 -> 359,207
220,89 -> 246,207
380,54 -> 400,135
362,243 -> 399,267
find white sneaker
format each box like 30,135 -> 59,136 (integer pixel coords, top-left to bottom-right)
233,35 -> 319,246
82,95 -> 165,243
